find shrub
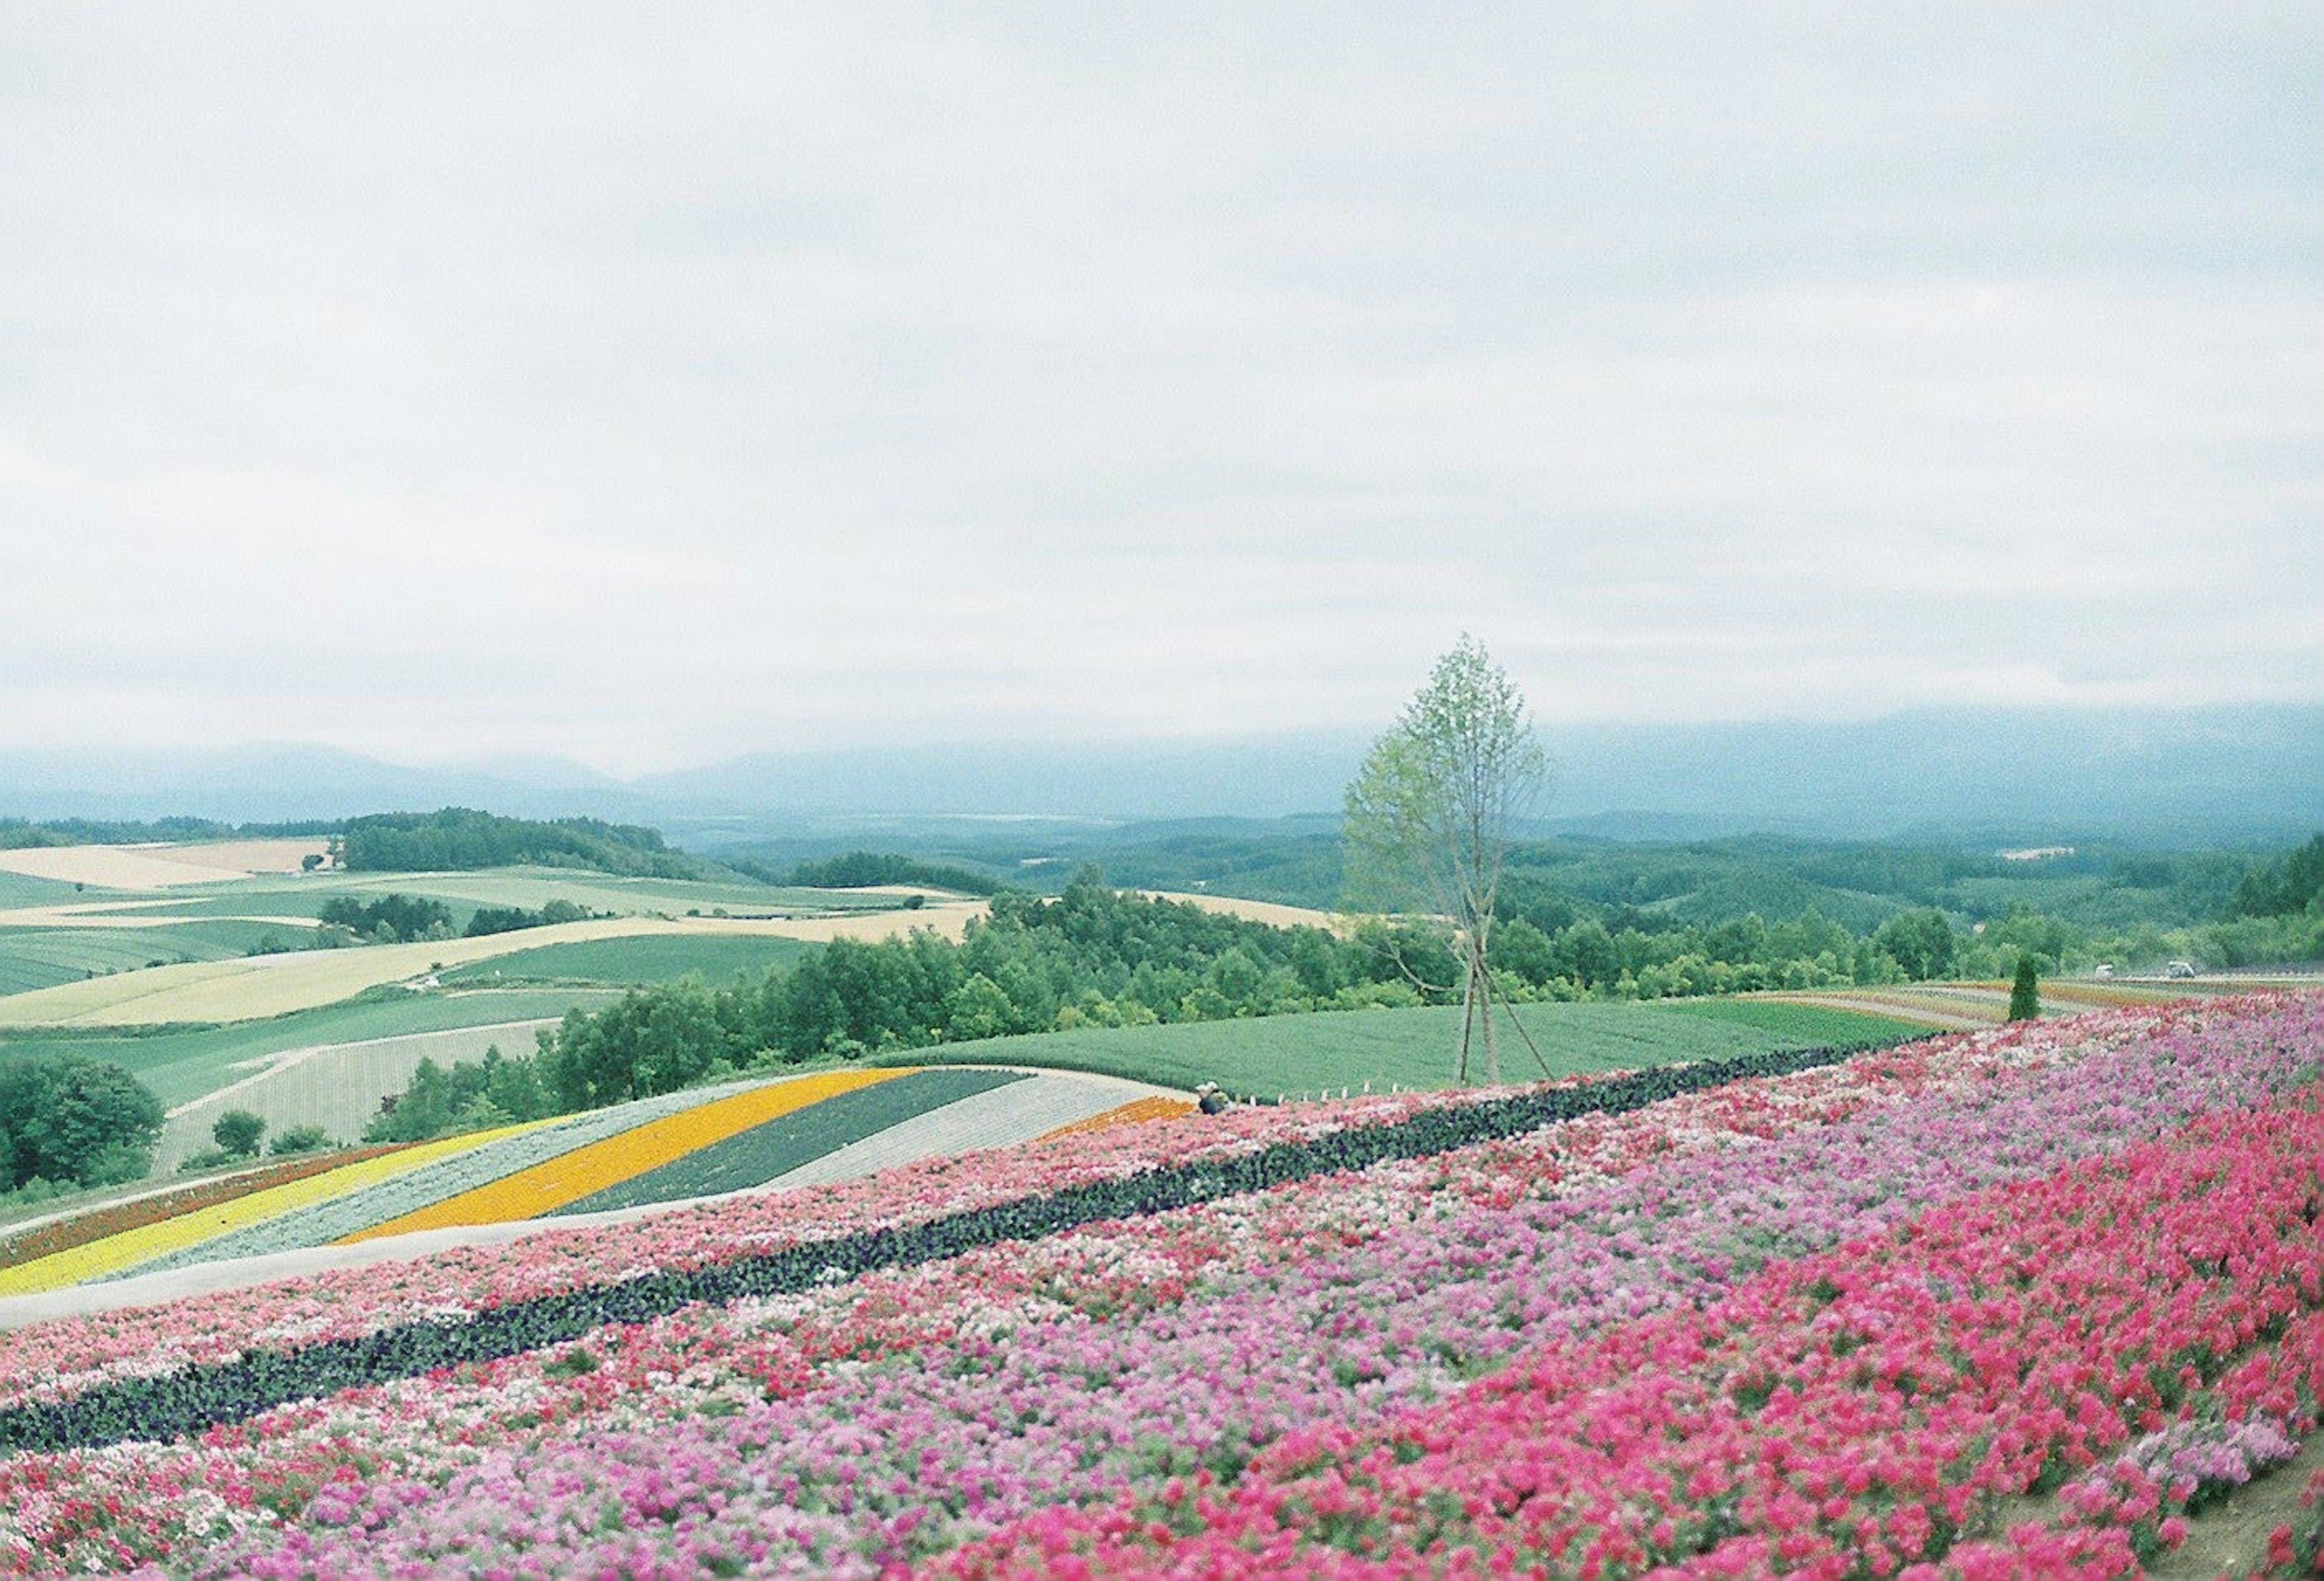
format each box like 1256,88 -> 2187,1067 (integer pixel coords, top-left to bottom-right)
211,1110 -> 266,1158
268,1124 -> 332,1157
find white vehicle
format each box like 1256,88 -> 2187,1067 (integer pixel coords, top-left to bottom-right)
2093,963 -> 2114,979
2165,960 -> 2197,980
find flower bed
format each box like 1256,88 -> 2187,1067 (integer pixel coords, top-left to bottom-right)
0,996 -> 2311,1574
340,1067 -> 913,1242
0,1120 -> 553,1298
111,1075 -> 790,1278
0,1147 -> 413,1273
549,1067 -> 1029,1215
953,1098 -> 2324,1577
1036,1095 -> 1196,1141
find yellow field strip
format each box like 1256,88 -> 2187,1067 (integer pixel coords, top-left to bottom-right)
0,1118 -> 554,1296
340,1068 -> 913,1243
1035,1095 -> 1197,1142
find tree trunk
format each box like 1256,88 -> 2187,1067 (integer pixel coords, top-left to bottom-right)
1473,943 -> 1501,1085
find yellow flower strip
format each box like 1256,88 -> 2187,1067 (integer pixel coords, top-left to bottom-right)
0,1118 -> 554,1297
1036,1095 -> 1196,1142
339,1067 -> 913,1243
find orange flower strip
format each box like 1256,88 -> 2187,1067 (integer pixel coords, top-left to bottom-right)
1035,1095 -> 1196,1142
338,1067 -> 913,1242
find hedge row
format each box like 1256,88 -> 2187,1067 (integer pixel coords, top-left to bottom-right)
0,1039 -> 1909,1454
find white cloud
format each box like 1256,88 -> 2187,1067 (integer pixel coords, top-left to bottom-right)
0,3 -> 2316,773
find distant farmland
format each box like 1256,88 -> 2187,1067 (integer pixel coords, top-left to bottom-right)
438,932 -> 814,988
0,908 -> 982,1029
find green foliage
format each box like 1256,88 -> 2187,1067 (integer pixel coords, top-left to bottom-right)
785,851 -> 1002,895
210,1109 -> 266,1157
879,997 -> 1918,1097
0,816 -> 333,851
268,1123 -> 332,1156
1871,909 -> 1957,981
2007,955 -> 2040,1021
1342,634 -> 1546,925
0,1053 -> 165,1190
462,897 -> 596,937
2231,833 -> 2324,919
0,989 -> 621,1113
317,894 -> 455,944
363,1046 -> 554,1144
340,808 -> 705,879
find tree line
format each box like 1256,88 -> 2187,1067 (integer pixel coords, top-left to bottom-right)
316,894 -> 600,945
365,873 -> 2036,1139
339,808 -> 704,879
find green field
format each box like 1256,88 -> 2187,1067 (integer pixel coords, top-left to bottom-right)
0,920 -> 320,998
1641,997 -> 1930,1043
0,988 -> 624,1109
36,866 -> 902,929
438,932 -> 814,988
0,869 -> 82,909
872,998 -> 1927,1098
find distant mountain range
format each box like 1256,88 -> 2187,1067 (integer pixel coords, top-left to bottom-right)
1,704 -> 2316,845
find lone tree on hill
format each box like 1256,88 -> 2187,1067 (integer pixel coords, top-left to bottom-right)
1344,635 -> 1551,1086
2007,954 -> 2041,1022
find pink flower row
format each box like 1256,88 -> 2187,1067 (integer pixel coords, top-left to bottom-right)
948,1095 -> 2324,1578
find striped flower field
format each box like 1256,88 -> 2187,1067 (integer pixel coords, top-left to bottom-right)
0,1067 -> 1161,1300
0,995 -> 2319,1576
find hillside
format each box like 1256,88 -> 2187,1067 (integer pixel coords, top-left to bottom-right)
0,992 -> 2315,1575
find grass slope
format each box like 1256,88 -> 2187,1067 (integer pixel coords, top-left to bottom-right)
438,933 -> 813,988
0,989 -> 621,1110
875,998 -> 1922,1097
551,1067 -> 1031,1215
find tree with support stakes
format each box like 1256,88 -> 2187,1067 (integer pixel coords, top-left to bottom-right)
1342,635 -> 1551,1087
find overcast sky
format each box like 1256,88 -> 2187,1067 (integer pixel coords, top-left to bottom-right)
2,4 -> 2317,776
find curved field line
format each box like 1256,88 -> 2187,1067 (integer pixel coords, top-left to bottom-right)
0,1118 -> 554,1296
337,1068 -> 913,1242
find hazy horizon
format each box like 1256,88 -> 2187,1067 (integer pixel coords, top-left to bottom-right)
4,6 -> 2319,776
